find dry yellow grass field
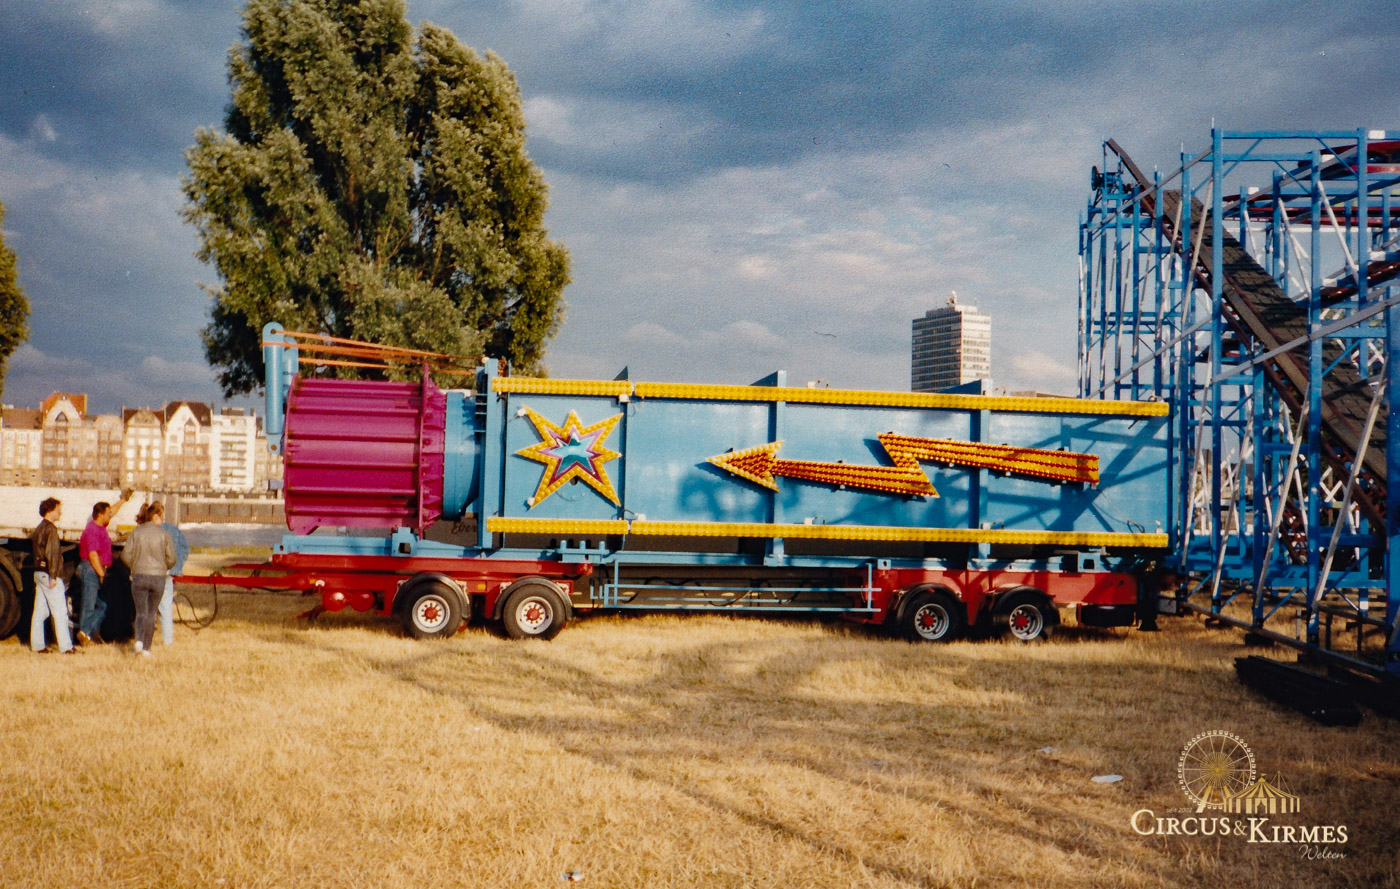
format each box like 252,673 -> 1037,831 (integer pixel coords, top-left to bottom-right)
3,556 -> 1398,889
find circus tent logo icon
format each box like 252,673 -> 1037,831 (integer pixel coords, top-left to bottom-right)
1222,773 -> 1300,815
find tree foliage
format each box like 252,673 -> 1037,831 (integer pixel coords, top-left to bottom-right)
183,0 -> 569,395
0,195 -> 30,402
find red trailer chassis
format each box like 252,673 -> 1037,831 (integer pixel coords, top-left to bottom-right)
180,553 -> 1146,643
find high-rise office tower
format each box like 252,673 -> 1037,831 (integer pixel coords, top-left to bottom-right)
911,292 -> 991,392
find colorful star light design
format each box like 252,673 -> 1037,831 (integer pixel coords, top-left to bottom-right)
516,407 -> 623,506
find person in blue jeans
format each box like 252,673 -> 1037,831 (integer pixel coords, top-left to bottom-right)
30,497 -> 73,654
75,489 -> 131,645
157,518 -> 189,646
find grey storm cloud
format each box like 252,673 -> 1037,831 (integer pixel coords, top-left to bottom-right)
4,0 -> 1398,177
1,0 -> 1398,411
418,0 -> 1400,181
0,1 -> 240,173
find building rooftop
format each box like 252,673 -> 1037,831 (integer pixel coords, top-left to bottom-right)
1,407 -> 42,429
121,407 -> 161,425
163,401 -> 213,425
41,392 -> 87,417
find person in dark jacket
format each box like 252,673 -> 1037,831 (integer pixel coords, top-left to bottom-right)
30,497 -> 74,654
121,502 -> 175,657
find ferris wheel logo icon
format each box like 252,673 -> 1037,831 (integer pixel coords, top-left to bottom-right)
1177,730 -> 1257,812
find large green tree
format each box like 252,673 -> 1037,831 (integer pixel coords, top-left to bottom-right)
184,0 -> 569,394
0,195 -> 30,401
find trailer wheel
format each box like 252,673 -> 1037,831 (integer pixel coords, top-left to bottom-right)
901,590 -> 964,642
502,584 -> 567,640
994,588 -> 1058,642
400,581 -> 465,639
0,566 -> 19,640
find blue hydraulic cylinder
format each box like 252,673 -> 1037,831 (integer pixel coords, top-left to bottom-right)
261,322 -> 299,455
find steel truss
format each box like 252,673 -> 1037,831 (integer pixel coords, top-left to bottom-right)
1079,128 -> 1400,674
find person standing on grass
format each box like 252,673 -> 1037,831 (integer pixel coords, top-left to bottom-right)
29,497 -> 74,654
75,488 -> 133,646
157,516 -> 189,646
121,502 -> 175,657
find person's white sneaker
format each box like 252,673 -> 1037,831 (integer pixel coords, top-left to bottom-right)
138,649 -> 152,658
133,641 -> 144,654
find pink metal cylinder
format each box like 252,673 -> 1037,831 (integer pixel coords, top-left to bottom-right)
282,375 -> 446,534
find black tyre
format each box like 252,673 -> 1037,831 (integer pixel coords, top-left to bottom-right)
900,589 -> 965,642
994,588 -> 1058,642
0,567 -> 19,640
502,583 -> 567,640
399,581 -> 465,639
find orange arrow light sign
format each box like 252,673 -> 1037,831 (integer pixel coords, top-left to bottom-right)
708,434 -> 1099,497
709,440 -> 937,496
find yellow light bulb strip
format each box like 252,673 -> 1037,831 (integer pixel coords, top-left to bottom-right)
627,521 -> 1167,547
491,375 -> 1167,417
487,518 -> 630,536
484,517 -> 1165,547
632,382 -> 1168,417
493,377 -> 633,397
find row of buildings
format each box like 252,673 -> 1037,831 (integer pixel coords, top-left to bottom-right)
0,393 -> 283,492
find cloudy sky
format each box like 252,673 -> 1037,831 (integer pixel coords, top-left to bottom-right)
1,0 -> 1397,413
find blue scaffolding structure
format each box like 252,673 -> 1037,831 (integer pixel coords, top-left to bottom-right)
1079,128 -> 1400,675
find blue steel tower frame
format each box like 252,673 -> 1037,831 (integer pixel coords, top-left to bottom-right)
1080,128 -> 1400,674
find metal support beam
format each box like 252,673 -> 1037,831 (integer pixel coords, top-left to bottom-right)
1082,128 -> 1397,672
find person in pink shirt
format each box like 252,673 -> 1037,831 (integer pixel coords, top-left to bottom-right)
75,488 -> 131,646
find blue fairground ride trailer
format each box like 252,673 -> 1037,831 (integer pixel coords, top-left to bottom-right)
174,323 -> 1172,643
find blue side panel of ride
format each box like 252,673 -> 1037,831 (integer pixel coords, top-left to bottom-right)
621,399 -> 773,524
473,386 -> 1169,541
